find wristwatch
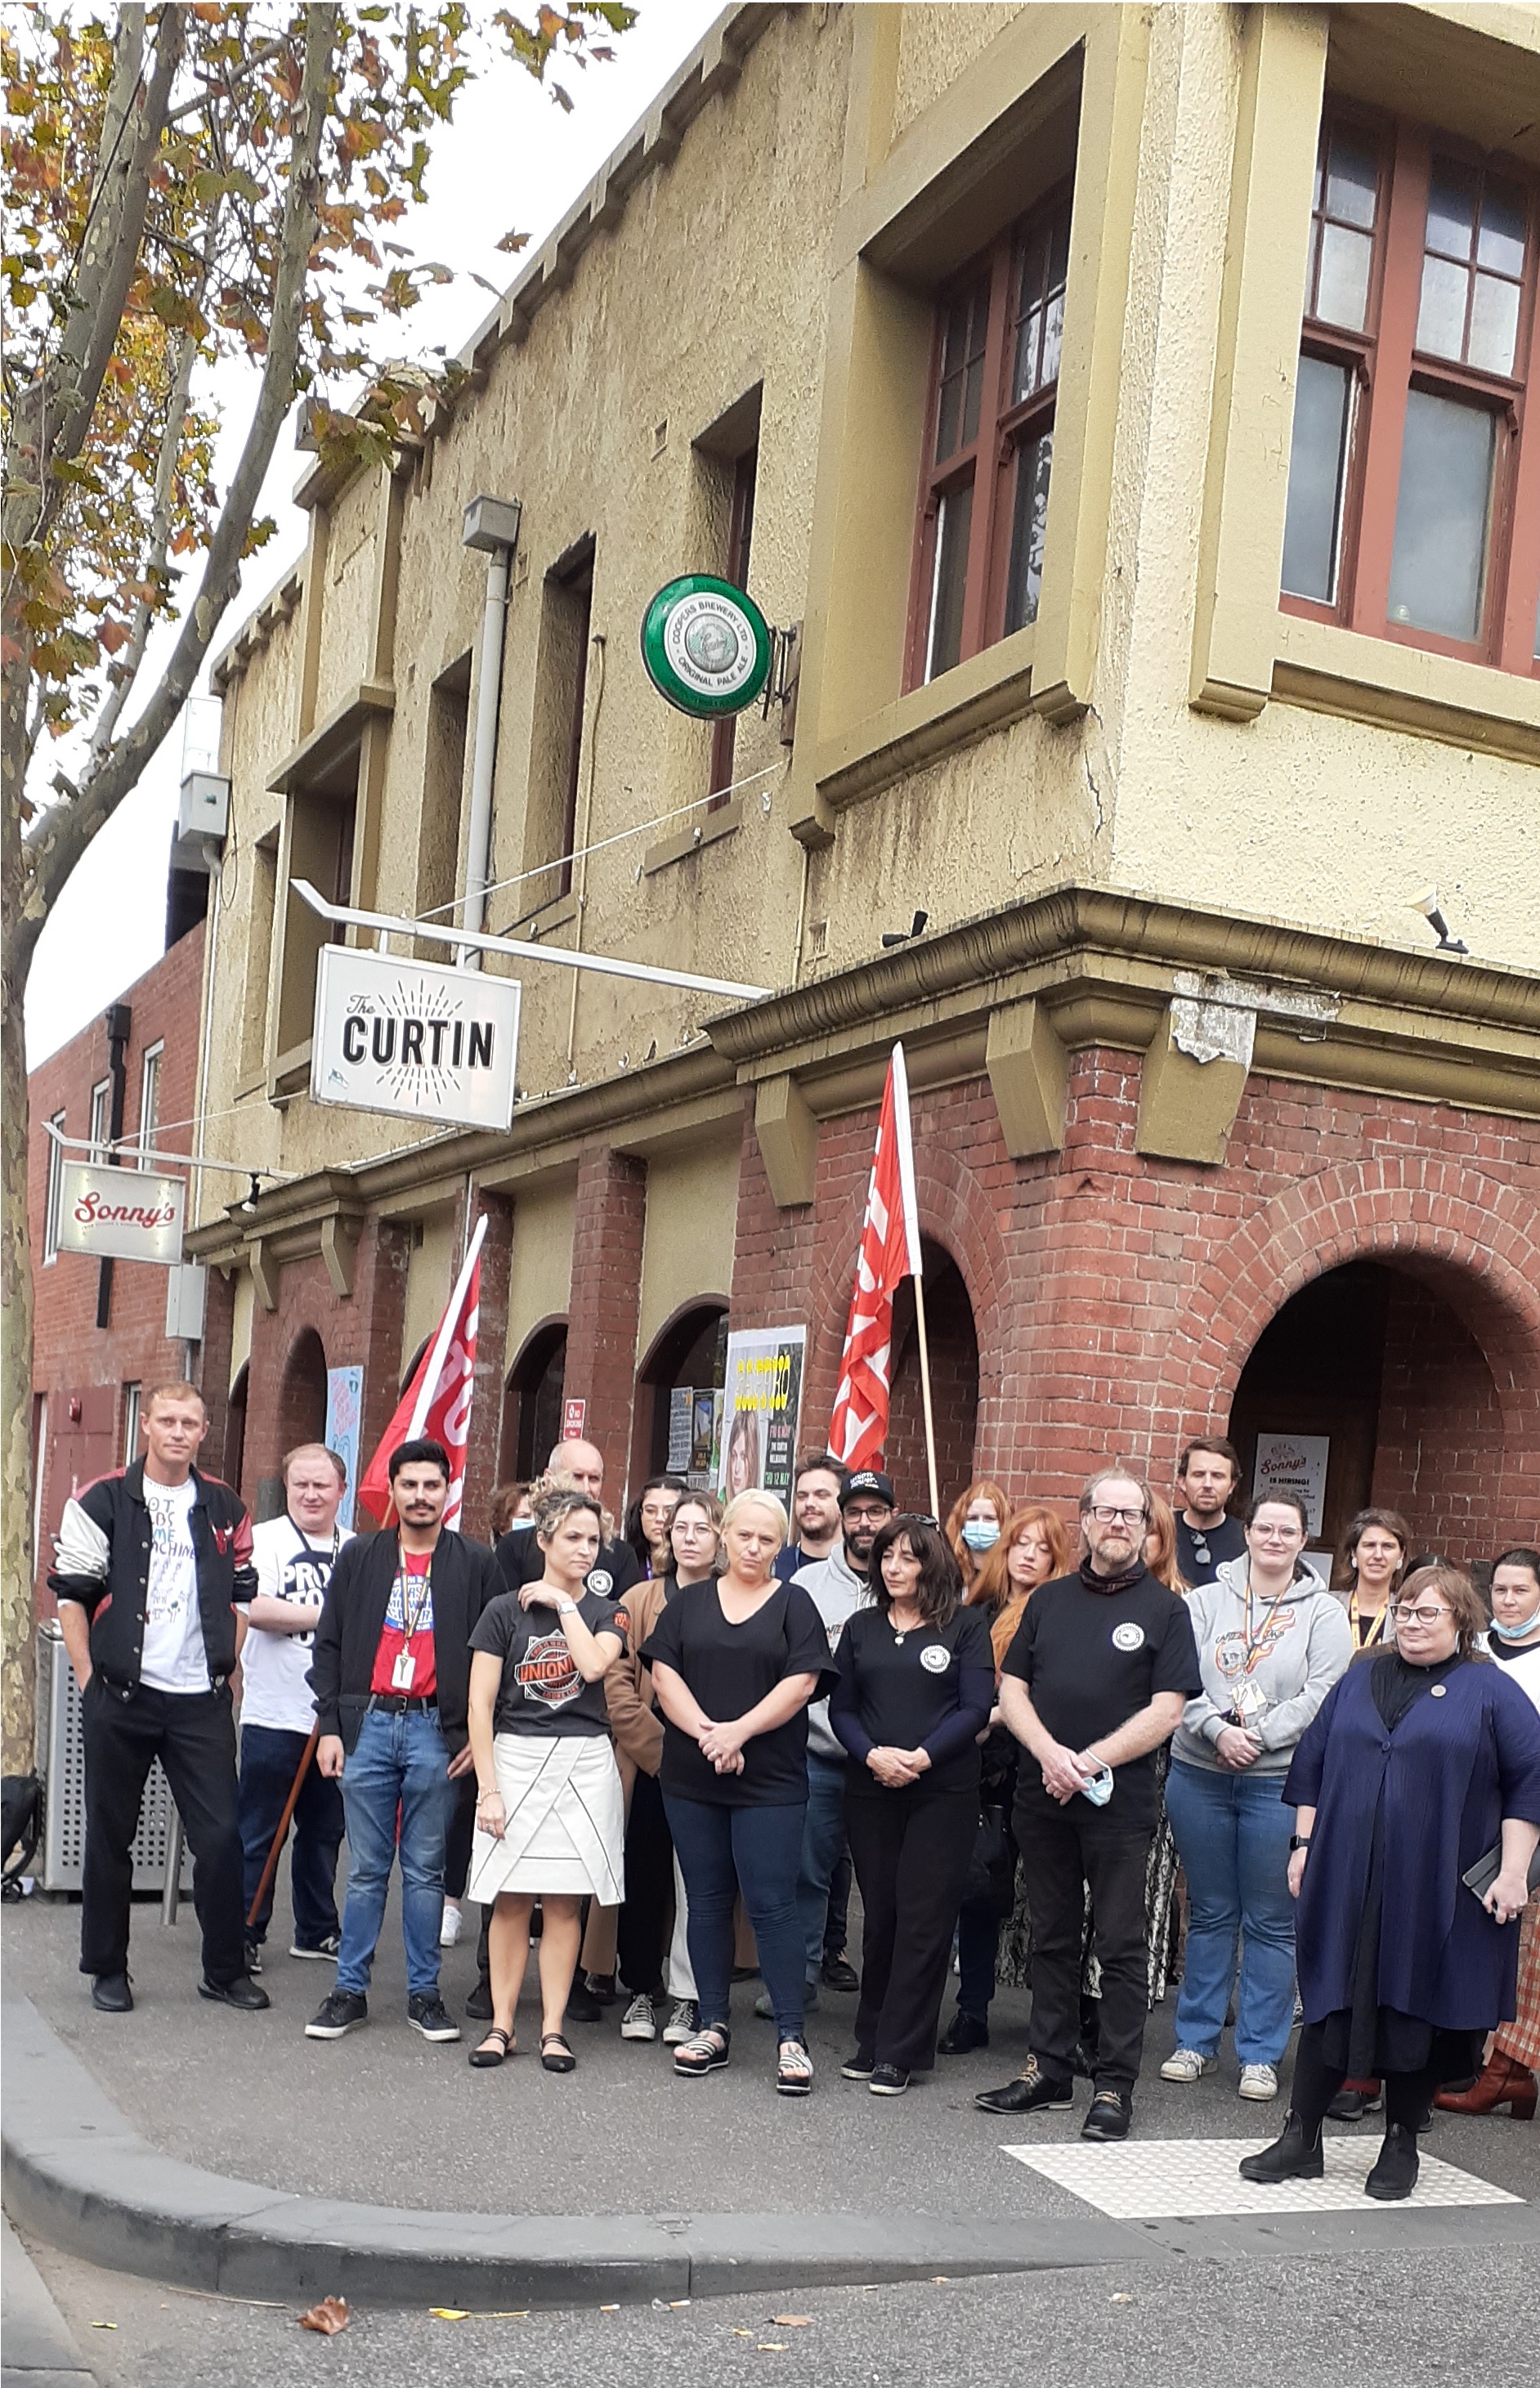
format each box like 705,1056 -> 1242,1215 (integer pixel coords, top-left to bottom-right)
1288,1834 -> 1311,1852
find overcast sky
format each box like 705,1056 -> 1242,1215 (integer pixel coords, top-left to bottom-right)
25,0 -> 725,1069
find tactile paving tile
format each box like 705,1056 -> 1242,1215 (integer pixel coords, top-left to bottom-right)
1001,2135 -> 1523,2217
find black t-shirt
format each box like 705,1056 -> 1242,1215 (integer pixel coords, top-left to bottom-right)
1175,1512 -> 1247,1587
1001,1569 -> 1202,1825
832,1606 -> 996,1797
495,1527 -> 641,1605
640,1579 -> 835,1807
469,1588 -> 629,1737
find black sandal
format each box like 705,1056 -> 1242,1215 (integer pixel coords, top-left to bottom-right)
540,2031 -> 576,2073
468,2027 -> 513,2069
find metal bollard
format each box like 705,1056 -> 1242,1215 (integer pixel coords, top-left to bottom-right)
161,1807 -> 185,1924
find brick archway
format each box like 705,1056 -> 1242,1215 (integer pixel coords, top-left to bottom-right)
1170,1159 -> 1540,1537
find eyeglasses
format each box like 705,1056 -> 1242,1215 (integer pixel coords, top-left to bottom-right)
844,1504 -> 892,1525
1089,1505 -> 1147,1526
1390,1603 -> 1453,1627
1251,1527 -> 1302,1543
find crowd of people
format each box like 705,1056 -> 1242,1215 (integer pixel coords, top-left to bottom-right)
50,1389 -> 1540,2202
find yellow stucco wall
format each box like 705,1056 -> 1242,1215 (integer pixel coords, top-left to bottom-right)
199,2 -> 1540,1241
507,1177 -> 577,1368
399,1210 -> 458,1382
634,1138 -> 741,1365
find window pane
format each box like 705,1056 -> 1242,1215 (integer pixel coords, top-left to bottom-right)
1004,428 -> 1053,634
1040,289 -> 1064,391
1416,253 -> 1468,357
936,366 -> 962,465
1281,356 -> 1353,603
1477,179 -> 1528,278
961,350 -> 985,448
1315,222 -> 1372,330
1468,271 -> 1520,376
1426,162 -> 1477,261
1325,128 -> 1378,229
925,480 -> 974,680
1387,390 -> 1495,642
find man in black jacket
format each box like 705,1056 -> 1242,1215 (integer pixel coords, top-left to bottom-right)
50,1380 -> 266,2015
304,1437 -> 502,2044
495,1439 -> 640,1602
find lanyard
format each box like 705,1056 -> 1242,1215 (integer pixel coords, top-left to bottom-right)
290,1521 -> 340,1569
393,1546 -> 433,1646
1349,1588 -> 1388,1648
1239,1573 -> 1295,1675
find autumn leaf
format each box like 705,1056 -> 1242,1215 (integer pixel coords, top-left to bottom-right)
298,2296 -> 350,2335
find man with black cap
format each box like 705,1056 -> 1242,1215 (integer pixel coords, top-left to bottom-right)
754,1468 -> 895,2017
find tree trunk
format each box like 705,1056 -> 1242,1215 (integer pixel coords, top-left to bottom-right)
1,912 -> 41,1775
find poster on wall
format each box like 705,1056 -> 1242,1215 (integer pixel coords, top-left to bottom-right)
667,1387 -> 723,1490
716,1328 -> 807,1506
324,1366 -> 364,1530
1253,1430 -> 1331,1539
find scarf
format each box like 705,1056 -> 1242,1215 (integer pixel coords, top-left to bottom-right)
1080,1554 -> 1147,1598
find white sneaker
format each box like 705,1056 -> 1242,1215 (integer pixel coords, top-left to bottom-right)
1239,2062 -> 1280,2101
439,1904 -> 463,1948
663,1998 -> 699,2045
620,1992 -> 656,2041
1160,2047 -> 1217,2083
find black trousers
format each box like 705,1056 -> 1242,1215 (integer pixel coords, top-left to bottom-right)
80,1678 -> 245,1985
616,1768 -> 674,1994
846,1785 -> 976,2072
1014,1788 -> 1153,2093
1292,2025 -> 1439,2136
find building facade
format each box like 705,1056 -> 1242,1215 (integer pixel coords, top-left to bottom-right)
189,3 -> 1540,1563
28,920 -> 208,1613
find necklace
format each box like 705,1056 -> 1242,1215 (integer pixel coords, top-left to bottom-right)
890,1606 -> 921,1645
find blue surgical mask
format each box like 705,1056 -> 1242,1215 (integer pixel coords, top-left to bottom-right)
961,1520 -> 1000,1553
1489,1600 -> 1540,1642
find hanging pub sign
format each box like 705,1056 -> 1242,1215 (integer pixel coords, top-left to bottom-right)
311,946 -> 521,1131
641,573 -> 773,718
55,1162 -> 186,1265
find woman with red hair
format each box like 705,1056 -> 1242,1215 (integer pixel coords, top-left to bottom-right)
944,1480 -> 1013,1605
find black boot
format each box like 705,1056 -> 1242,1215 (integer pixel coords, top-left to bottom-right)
1238,2109 -> 1323,2183
1364,2122 -> 1419,2202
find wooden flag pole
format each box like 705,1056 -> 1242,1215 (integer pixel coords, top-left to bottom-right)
246,1724 -> 320,1929
912,1267 -> 942,1521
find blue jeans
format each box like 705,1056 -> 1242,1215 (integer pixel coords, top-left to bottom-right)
239,1723 -> 344,1950
664,1794 -> 808,2038
797,1754 -> 848,1978
336,1708 -> 456,2000
1165,1759 -> 1298,2066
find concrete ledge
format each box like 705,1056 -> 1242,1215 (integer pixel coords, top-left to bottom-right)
1,2002 -> 1141,2310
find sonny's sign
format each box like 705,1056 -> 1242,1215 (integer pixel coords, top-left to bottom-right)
56,1163 -> 186,1264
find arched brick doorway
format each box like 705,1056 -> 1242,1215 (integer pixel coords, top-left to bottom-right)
885,1239 -> 980,1514
500,1319 -> 568,1482
224,1362 -> 248,1503
1229,1257 -> 1523,1575
257,1328 -> 328,1521
631,1302 -> 730,1491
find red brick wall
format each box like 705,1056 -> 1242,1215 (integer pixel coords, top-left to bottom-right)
1372,1272 -> 1508,1558
561,1143 -> 647,1488
729,1051 -> 1540,1565
28,925 -> 208,1610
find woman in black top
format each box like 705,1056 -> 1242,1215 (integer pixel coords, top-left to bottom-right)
830,1517 -> 995,2095
642,1490 -> 832,2096
464,1490 -> 628,2074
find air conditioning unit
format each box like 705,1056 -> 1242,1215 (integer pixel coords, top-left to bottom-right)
35,1624 -> 190,1894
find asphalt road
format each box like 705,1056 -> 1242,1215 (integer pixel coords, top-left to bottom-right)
7,1880 -> 1538,2217
16,2227 -> 1540,2388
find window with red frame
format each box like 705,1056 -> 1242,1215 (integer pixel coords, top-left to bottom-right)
1281,109 -> 1540,674
907,188 -> 1072,689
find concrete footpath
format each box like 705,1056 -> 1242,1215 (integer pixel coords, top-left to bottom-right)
2,2000 -> 1148,2309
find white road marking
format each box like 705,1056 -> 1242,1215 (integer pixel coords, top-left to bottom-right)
1000,2135 -> 1524,2217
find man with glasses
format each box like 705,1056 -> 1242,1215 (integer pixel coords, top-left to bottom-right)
757,1468 -> 895,2018
976,1467 -> 1201,2141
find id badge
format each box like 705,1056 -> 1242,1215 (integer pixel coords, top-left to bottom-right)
1233,1678 -> 1267,1722
391,1647 -> 416,1692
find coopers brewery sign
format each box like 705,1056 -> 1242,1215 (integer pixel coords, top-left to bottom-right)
311,946 -> 521,1130
56,1163 -> 186,1264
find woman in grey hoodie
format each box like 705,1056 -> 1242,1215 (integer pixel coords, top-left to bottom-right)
1161,1494 -> 1353,2101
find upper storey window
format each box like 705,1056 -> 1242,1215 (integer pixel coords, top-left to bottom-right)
1281,109 -> 1539,674
910,188 -> 1072,688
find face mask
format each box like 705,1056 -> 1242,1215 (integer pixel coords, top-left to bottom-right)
1489,1600 -> 1540,1642
962,1521 -> 1000,1554
503,1517 -> 535,1534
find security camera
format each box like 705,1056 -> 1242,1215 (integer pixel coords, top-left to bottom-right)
880,910 -> 929,950
1408,886 -> 1467,957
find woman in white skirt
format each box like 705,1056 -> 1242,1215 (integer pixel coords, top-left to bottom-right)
464,1489 -> 629,2072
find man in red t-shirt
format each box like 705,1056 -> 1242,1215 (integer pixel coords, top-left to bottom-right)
305,1439 -> 502,2043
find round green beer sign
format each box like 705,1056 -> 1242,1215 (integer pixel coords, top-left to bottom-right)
640,574 -> 772,718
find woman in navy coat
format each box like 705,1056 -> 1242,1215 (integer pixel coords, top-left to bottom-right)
1241,1563 -> 1540,2202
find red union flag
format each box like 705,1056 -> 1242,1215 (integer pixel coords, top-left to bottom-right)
357,1213 -> 486,1530
829,1045 -> 923,1471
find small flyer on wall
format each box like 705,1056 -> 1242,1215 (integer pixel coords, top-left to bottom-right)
667,1387 -> 724,1490
1252,1430 -> 1331,1539
716,1327 -> 807,1505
